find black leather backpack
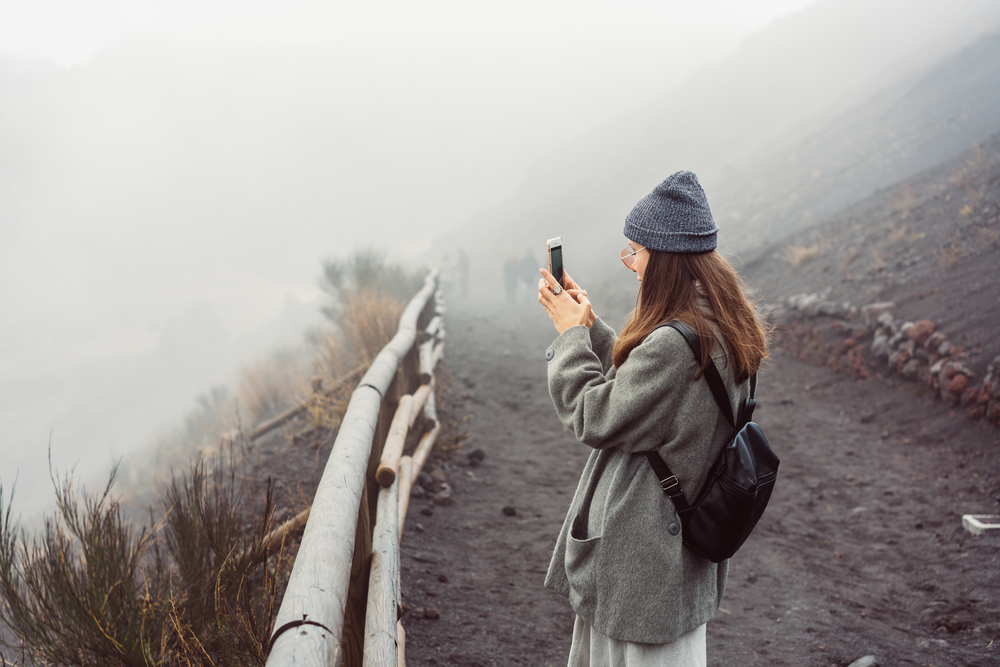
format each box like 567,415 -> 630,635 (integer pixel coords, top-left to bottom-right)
644,321 -> 779,563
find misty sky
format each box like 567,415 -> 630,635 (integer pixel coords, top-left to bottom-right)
2,0 -> 833,515
3,1 -> 820,67
3,0 -> 1000,521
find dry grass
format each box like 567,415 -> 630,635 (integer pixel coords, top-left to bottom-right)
235,350 -> 310,424
975,226 -> 1000,246
0,442 -> 286,667
0,249 -> 432,666
887,224 -> 909,244
939,243 -> 965,268
780,242 -> 822,267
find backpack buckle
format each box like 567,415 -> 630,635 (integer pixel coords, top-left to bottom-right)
659,476 -> 681,493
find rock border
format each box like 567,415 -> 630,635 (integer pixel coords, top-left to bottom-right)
763,293 -> 1000,428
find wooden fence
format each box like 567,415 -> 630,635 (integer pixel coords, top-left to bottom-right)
265,270 -> 446,667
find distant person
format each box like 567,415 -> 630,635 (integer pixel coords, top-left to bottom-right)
536,171 -> 768,667
440,253 -> 455,294
520,249 -> 539,303
503,253 -> 518,304
457,248 -> 469,297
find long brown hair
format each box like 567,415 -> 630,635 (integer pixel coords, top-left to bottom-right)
612,250 -> 767,382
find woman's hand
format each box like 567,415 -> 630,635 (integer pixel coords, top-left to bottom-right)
538,268 -> 595,334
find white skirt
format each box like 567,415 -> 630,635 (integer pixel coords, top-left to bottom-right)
567,616 -> 706,667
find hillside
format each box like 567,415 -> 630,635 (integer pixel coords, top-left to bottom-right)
745,132 -> 1000,409
713,32 -> 1000,256
436,4 -> 1000,292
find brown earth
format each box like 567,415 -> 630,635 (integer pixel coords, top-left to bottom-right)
388,298 -> 1000,667
253,138 -> 1000,665
743,133 -> 1000,385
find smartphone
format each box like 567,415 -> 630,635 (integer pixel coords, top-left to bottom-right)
547,237 -> 565,288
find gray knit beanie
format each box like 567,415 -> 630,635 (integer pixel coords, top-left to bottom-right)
623,171 -> 718,253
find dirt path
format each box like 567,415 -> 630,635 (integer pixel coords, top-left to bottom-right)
396,297 -> 1000,667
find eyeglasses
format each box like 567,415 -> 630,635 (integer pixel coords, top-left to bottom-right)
620,246 -> 646,269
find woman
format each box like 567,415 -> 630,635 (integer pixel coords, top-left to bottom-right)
536,171 -> 767,667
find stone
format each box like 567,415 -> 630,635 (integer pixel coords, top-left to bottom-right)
901,359 -> 921,380
847,656 -> 878,667
906,319 -> 935,345
424,607 -> 441,620
899,321 -> 915,336
898,339 -> 916,356
888,330 -> 906,348
870,334 -> 892,358
967,402 -> 986,420
925,332 -> 946,351
988,401 -> 1000,425
417,471 -> 434,488
787,293 -> 824,311
420,507 -> 434,517
937,340 -> 953,357
947,375 -> 968,394
947,362 -> 975,380
929,359 -> 945,376
438,573 -> 448,583
411,484 -> 426,499
818,300 -> 850,317
876,311 -> 896,328
467,448 -> 485,467
430,468 -> 448,484
802,298 -> 827,317
502,506 -> 517,516
862,302 -> 896,328
433,484 -> 453,506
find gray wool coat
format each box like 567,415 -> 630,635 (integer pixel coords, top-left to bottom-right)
543,315 -> 750,644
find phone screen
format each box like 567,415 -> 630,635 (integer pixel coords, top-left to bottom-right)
550,246 -> 564,287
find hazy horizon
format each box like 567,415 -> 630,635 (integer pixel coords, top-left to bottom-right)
4,0 -> 999,519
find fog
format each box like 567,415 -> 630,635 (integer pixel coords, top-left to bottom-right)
2,0 -> 999,517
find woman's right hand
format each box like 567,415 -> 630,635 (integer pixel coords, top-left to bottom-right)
538,269 -> 597,329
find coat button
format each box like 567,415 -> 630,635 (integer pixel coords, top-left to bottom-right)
545,349 -> 555,361
667,522 -> 680,536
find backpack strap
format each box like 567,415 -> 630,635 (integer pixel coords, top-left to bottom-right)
644,450 -> 691,512
645,320 -> 757,504
651,321 -> 736,428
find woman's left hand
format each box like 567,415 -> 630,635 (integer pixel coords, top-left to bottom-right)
538,268 -> 594,334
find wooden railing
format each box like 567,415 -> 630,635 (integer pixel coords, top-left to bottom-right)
265,270 -> 446,667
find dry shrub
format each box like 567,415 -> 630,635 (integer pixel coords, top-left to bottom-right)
235,349 -> 310,424
0,443 -> 286,667
338,289 -> 406,366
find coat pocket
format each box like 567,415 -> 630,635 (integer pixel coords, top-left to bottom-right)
565,511 -> 601,605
